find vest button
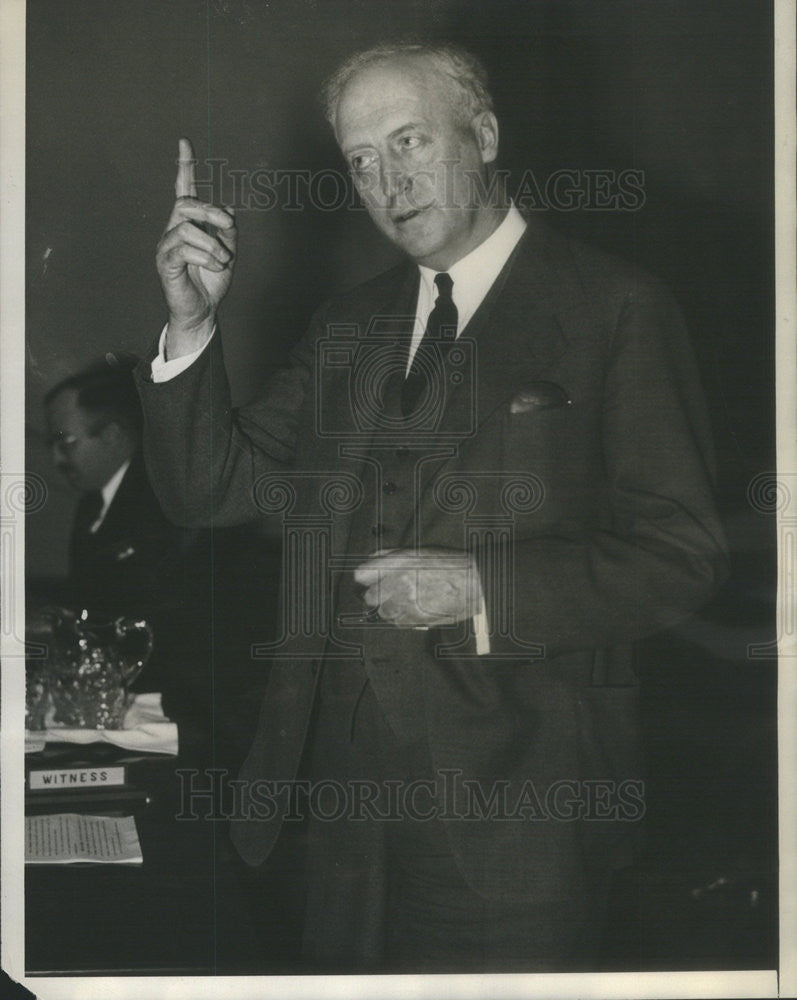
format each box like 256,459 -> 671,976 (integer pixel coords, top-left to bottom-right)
394,446 -> 410,458
382,480 -> 398,494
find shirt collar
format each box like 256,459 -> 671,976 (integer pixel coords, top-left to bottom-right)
417,204 -> 527,330
100,458 -> 131,513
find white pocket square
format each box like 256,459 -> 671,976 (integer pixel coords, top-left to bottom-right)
510,382 -> 571,413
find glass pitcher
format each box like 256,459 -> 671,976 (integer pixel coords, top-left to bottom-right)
27,607 -> 153,730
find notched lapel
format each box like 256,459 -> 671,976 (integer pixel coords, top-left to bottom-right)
313,265 -> 418,443
434,225 -> 573,437
408,224 -> 578,516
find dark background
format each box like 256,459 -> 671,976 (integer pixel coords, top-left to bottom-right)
25,0 -> 777,969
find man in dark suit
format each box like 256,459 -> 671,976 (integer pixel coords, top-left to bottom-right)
44,359 -> 175,621
136,42 -> 728,970
43,359 -> 213,711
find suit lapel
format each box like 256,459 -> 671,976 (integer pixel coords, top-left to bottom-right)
445,218 -> 572,435
337,262 -> 418,443
326,220 -> 586,554
91,453 -> 143,541
326,262 -> 418,562
399,220 -> 575,527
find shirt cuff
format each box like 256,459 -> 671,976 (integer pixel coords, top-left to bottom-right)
473,597 -> 491,656
150,323 -> 216,383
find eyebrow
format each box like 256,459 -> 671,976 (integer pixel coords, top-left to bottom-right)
387,121 -> 426,140
342,121 -> 428,157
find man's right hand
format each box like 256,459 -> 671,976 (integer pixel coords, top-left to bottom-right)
156,137 -> 237,360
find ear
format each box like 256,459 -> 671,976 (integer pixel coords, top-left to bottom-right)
472,111 -> 499,164
99,421 -> 133,455
99,421 -> 123,444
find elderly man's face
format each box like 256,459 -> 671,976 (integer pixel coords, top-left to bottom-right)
335,56 -> 500,270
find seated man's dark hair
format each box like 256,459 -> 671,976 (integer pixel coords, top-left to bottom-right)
44,354 -> 143,438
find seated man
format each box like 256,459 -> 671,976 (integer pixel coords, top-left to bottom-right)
44,357 -> 186,621
41,357 -> 211,715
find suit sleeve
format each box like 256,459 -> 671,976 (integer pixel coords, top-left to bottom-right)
134,308 -> 324,528
479,278 -> 729,655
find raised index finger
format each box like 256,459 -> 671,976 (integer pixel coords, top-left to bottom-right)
175,137 -> 198,199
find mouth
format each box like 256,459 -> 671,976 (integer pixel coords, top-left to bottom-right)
392,206 -> 428,225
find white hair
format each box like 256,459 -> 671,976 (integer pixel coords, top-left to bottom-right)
320,41 -> 494,128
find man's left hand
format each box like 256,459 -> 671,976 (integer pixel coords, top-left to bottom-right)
353,548 -> 483,627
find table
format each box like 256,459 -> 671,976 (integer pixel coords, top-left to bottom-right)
24,725 -> 270,976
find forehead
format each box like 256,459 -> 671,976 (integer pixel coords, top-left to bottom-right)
335,56 -> 458,147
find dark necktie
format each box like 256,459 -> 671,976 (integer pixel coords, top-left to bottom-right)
401,272 -> 458,418
70,490 -> 104,590
75,490 -> 104,535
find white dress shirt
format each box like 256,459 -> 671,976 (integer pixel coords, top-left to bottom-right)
408,204 -> 527,369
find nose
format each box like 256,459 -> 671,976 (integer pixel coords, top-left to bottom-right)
379,157 -> 408,201
51,444 -> 72,467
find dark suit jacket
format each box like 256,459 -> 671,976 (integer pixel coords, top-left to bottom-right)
68,450 -> 184,622
68,449 -> 214,708
136,218 -> 728,901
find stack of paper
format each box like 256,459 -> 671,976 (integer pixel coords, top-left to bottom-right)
25,813 -> 143,865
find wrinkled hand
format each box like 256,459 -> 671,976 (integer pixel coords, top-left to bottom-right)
156,137 -> 237,358
353,548 -> 483,627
